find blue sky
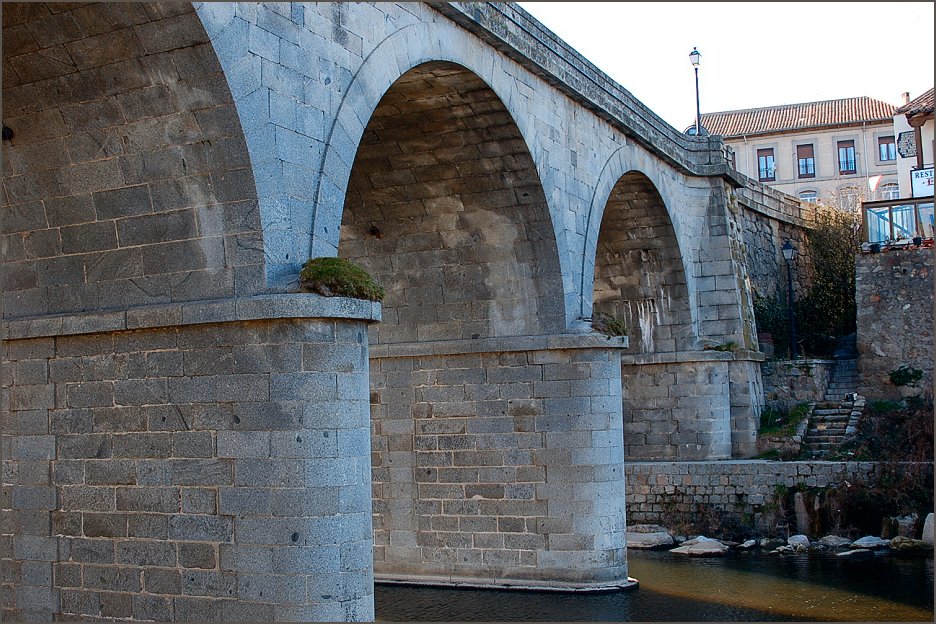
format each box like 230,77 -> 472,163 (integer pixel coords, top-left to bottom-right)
518,2 -> 935,130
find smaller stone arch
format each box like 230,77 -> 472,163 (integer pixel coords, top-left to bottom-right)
590,171 -> 694,355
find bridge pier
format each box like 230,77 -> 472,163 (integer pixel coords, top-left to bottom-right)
369,334 -> 634,591
1,297 -> 379,622
621,350 -> 764,461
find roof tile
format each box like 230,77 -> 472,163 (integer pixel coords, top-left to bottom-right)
895,88 -> 934,118
698,96 -> 897,137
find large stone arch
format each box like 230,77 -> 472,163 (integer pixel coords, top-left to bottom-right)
339,60 -> 565,342
305,20 -> 578,331
2,2 -> 263,320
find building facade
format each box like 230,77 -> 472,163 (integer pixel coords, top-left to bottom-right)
893,88 -> 934,200
697,97 -> 900,211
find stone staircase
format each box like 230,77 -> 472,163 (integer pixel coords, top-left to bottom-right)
802,359 -> 861,458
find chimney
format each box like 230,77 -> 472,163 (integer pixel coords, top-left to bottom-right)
902,91 -> 910,104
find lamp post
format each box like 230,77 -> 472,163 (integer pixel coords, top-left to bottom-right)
689,47 -> 702,136
781,240 -> 798,359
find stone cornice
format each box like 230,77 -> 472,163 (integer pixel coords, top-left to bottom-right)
1,294 -> 381,340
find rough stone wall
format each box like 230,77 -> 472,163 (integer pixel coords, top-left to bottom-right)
856,249 -> 934,400
1,316 -> 375,622
761,359 -> 834,406
2,2 -> 264,319
625,460 -> 883,535
736,178 -> 813,305
368,338 -> 628,589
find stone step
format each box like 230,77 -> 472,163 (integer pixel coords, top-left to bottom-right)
806,440 -> 844,449
808,429 -> 848,437
812,409 -> 850,417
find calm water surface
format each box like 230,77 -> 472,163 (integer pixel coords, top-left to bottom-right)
375,549 -> 934,621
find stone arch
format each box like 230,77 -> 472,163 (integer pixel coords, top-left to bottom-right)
338,61 -> 565,342
307,20 -> 576,331
2,2 -> 262,318
588,169 -> 694,355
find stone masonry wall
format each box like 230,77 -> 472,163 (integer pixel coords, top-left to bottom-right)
856,248 -> 934,400
368,336 -> 629,589
621,356 -> 732,461
1,314 -> 375,621
2,3 -> 265,320
761,359 -> 834,406
625,460 -> 882,536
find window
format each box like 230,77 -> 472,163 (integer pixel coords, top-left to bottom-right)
796,144 -> 815,178
799,190 -> 818,203
837,140 -> 856,174
878,136 -> 896,162
879,183 -> 899,200
757,148 -> 775,181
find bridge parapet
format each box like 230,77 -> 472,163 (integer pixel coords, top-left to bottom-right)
433,2 -> 741,181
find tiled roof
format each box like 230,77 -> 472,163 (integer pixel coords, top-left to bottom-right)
896,88 -> 934,118
696,96 -> 897,138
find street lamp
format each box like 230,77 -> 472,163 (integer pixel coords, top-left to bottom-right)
689,47 -> 702,136
781,240 -> 798,359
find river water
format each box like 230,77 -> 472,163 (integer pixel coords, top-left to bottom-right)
375,549 -> 934,621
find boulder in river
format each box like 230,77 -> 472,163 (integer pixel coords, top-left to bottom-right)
787,534 -> 810,550
850,536 -> 890,549
819,535 -> 853,548
626,530 -> 674,549
737,539 -> 757,549
836,548 -> 874,559
923,513 -> 934,546
670,537 -> 729,557
888,536 -> 932,553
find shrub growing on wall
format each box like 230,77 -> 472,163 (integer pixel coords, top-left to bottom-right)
755,209 -> 860,358
795,208 -> 860,356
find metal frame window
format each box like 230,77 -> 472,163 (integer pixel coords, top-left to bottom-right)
879,183 -> 899,201
837,140 -> 857,174
878,136 -> 897,162
862,197 -> 935,243
757,148 -> 775,181
796,144 -> 815,178
799,190 -> 818,203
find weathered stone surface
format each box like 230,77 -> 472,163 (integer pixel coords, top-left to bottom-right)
855,249 -> 933,401
625,531 -> 674,550
819,535 -> 853,548
787,534 -> 810,548
670,537 -> 728,556
888,536 -> 932,553
923,513 -> 934,546
850,536 -> 890,549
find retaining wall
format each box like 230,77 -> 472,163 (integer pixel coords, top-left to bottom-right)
856,248 -> 934,400
624,460 -> 883,535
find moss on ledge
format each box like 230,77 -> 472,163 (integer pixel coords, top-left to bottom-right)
299,257 -> 385,302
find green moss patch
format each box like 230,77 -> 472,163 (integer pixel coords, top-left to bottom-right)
299,257 -> 385,302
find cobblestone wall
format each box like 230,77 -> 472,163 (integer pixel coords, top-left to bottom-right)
368,335 -> 630,590
2,311 -> 376,621
856,248 -> 934,400
624,460 -> 881,534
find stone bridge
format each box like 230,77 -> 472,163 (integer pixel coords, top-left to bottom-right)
1,2 -> 809,620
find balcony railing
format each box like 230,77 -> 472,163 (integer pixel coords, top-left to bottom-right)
861,197 -> 935,245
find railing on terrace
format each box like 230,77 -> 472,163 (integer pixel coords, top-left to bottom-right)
860,197 -> 935,246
